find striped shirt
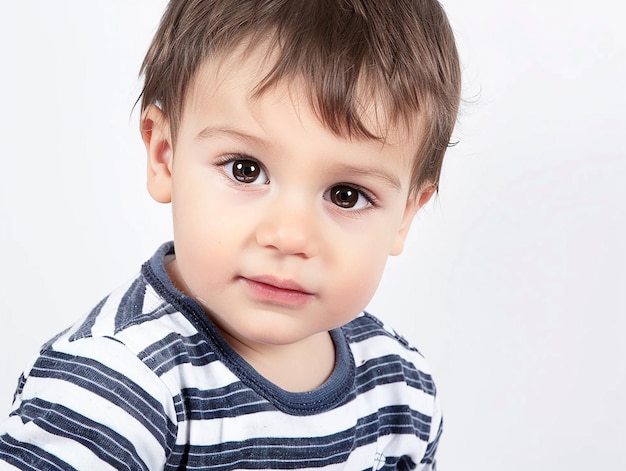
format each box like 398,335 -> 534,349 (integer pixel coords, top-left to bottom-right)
0,242 -> 442,470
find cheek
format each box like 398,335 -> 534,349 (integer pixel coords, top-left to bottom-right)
171,176 -> 229,240
170,202 -> 234,289
327,243 -> 390,318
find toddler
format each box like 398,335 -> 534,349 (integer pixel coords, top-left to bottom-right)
0,0 -> 461,469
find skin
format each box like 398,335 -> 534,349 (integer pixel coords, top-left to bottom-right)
141,46 -> 434,392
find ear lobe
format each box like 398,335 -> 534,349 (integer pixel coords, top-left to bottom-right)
142,105 -> 173,204
389,184 -> 436,256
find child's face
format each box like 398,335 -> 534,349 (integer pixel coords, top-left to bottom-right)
143,46 -> 432,353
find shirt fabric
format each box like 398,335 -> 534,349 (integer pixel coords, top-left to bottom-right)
0,242 -> 441,470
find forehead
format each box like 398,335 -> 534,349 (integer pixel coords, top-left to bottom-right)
184,41 -> 425,150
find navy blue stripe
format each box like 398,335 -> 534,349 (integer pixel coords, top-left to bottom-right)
13,398 -> 148,471
12,374 -> 26,404
28,349 -> 176,452
165,405 -> 427,470
354,406 -> 432,445
168,425 -> 355,467
383,455 -> 416,470
342,314 -> 398,345
114,277 -> 148,333
0,434 -> 78,471
356,354 -> 435,396
177,386 -> 275,420
341,315 -> 380,343
40,328 -> 71,353
172,394 -> 187,423
411,408 -> 434,441
344,315 -> 424,360
138,332 -> 219,376
119,299 -> 180,333
69,295 -> 109,341
421,417 -> 442,465
166,438 -> 351,470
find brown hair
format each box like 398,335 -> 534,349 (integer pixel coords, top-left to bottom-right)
139,0 -> 461,192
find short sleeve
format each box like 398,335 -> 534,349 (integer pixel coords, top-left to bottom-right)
0,336 -> 177,470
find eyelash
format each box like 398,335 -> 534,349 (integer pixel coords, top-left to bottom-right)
215,154 -> 380,210
329,184 -> 379,210
215,153 -> 270,185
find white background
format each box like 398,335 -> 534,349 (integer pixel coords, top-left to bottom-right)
1,1 -> 625,469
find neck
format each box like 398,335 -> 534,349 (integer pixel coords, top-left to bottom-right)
225,330 -> 336,393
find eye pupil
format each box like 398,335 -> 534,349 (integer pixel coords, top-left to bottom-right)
331,185 -> 358,208
233,160 -> 260,183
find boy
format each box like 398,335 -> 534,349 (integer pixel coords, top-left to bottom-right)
0,0 -> 460,469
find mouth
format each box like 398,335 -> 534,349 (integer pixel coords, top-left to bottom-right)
239,275 -> 314,307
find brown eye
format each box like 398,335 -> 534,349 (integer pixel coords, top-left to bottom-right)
231,159 -> 264,183
329,185 -> 359,208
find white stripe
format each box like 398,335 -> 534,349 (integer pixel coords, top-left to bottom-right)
1,416 -> 116,471
20,376 -> 167,469
173,400 -> 356,444
53,336 -> 177,421
160,358 -> 239,391
87,279 -> 133,337
115,312 -> 203,361
172,388 -> 430,446
141,282 -> 164,314
352,333 -> 432,373
13,402 -> 139,469
32,360 -> 169,444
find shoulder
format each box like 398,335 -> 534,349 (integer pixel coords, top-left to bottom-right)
0,245 -> 198,469
341,313 -> 443,465
341,312 -> 427,361
341,312 -> 437,396
3,328 -> 179,469
14,265 -> 195,417
342,311 -> 412,341
43,261 -> 201,363
62,270 -> 175,342
17,269 -> 183,421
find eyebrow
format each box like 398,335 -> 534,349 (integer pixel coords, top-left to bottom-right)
196,125 -> 403,191
331,163 -> 402,191
196,125 -> 268,148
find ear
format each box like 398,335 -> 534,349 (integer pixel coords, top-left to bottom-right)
141,105 -> 173,203
390,184 -> 436,256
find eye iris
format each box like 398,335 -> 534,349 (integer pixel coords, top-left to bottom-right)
233,160 -> 260,183
331,186 -> 358,208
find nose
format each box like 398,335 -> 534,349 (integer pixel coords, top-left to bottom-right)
255,196 -> 318,257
